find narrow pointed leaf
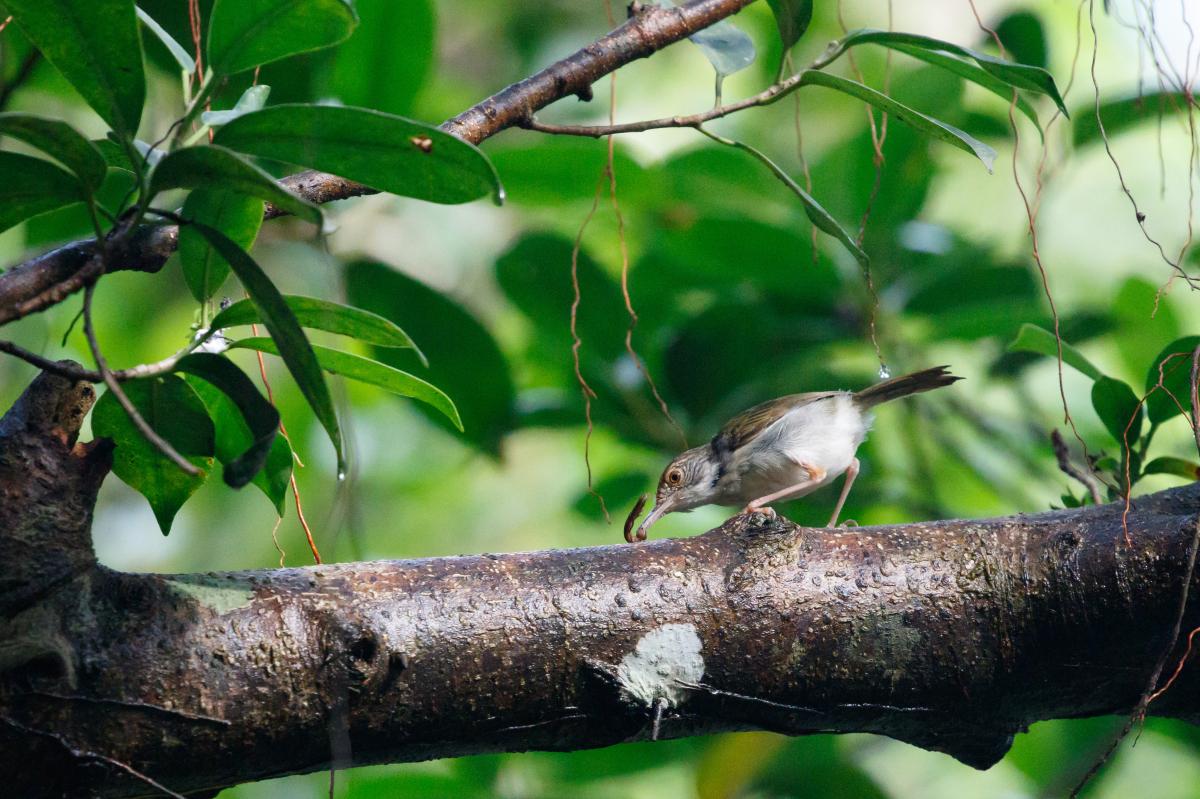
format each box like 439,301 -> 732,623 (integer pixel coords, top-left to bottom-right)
1007,323 -> 1104,381
207,0 -> 358,75
766,0 -> 814,50
179,190 -> 264,302
202,85 -> 272,127
0,113 -> 107,190
831,29 -> 1067,115
231,337 -> 461,430
887,44 -> 1041,131
151,145 -> 321,224
214,104 -> 503,205
1074,91 -> 1191,147
213,295 -> 426,364
187,221 -> 343,472
3,0 -> 145,135
0,152 -> 85,235
800,71 -> 997,171
174,353 -> 280,488
136,6 -> 195,74
91,376 -> 214,534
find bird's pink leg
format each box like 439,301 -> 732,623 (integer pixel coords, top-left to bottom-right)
826,457 -> 859,528
741,463 -> 825,515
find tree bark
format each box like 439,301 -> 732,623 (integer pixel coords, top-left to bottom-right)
3,368 -> 1200,797
0,0 -> 756,327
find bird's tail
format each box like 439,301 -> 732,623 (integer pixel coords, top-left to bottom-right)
853,365 -> 962,409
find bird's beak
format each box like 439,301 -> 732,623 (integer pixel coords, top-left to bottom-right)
633,496 -> 676,542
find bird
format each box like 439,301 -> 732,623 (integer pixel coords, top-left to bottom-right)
627,366 -> 962,541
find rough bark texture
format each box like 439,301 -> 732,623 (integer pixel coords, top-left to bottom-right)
0,0 -> 756,326
3,368 -> 1200,798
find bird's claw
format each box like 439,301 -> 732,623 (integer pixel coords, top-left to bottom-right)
742,505 -> 776,520
838,519 -> 858,528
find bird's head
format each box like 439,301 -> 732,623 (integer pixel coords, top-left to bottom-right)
633,446 -> 719,540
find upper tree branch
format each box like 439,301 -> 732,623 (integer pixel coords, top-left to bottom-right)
0,0 -> 756,327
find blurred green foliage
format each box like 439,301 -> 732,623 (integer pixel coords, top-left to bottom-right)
3,0 -> 1200,797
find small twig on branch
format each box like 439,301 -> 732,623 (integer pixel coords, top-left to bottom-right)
1050,429 -> 1104,505
82,284 -> 200,476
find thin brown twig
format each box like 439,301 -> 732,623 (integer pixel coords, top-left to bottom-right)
1050,429 -> 1104,505
83,284 -> 200,476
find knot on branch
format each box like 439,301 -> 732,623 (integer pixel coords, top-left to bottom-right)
0,366 -> 106,616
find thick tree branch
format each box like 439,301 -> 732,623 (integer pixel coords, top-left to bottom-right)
0,0 -> 755,328
4,369 -> 1200,797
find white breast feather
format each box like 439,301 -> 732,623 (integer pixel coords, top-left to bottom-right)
723,394 -> 869,504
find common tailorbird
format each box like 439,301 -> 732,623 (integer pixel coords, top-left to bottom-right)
626,366 -> 962,541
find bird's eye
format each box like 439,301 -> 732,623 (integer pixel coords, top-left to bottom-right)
667,468 -> 683,486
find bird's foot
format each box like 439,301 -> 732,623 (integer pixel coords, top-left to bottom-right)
835,519 -> 859,528
742,505 -> 777,520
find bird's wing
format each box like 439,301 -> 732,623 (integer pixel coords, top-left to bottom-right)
709,392 -> 839,462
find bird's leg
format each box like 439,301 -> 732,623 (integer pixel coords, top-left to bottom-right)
827,457 -> 860,528
741,463 -> 825,515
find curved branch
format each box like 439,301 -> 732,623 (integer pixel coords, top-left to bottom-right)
0,0 -> 756,327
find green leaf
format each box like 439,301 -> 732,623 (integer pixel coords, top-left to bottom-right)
92,138 -> 136,173
831,29 -> 1067,115
186,221 -> 344,473
319,0 -> 433,117
996,10 -> 1048,69
186,374 -> 292,513
689,19 -> 756,78
0,112 -> 107,190
766,0 -> 814,50
178,189 -> 264,302
0,152 -> 85,235
207,0 -> 358,75
135,6 -> 195,75
150,145 -> 321,224
212,295 -> 426,364
1113,276 -> 1181,379
230,337 -> 461,430
346,260 -> 516,454
3,0 -> 145,135
201,85 -> 271,127
91,376 -> 213,534
1091,376 -> 1143,445
1144,336 -> 1200,425
173,353 -> 280,488
887,44 -> 1041,131
1007,323 -> 1104,381
1143,456 -> 1200,481
213,104 -> 503,205
1074,91 -> 1191,147
799,70 -> 997,171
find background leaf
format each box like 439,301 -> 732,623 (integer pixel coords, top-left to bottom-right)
136,6 -> 195,74
214,104 -> 503,204
1091,376 -> 1143,444
206,0 -> 358,75
91,375 -> 214,533
346,260 -> 516,454
766,0 -> 814,51
0,112 -> 107,190
0,152 -> 85,234
201,84 -> 272,127
1144,336 -> 1200,425
1007,323 -> 1104,381
178,189 -> 264,302
3,0 -> 145,135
